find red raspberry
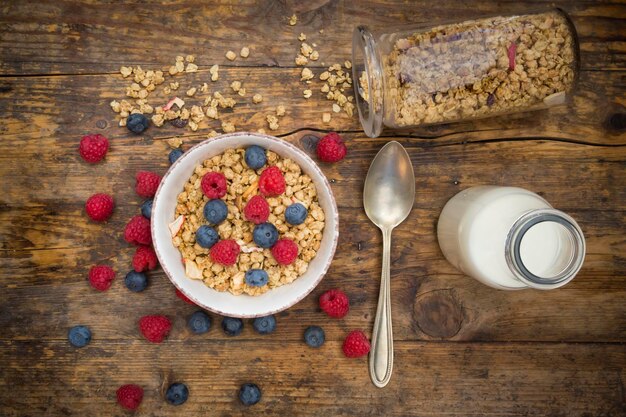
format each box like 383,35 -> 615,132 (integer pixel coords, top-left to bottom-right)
319,289 -> 350,318
210,239 -> 240,266
342,330 -> 371,358
243,195 -> 270,224
259,166 -> 286,197
79,134 -> 109,163
138,315 -> 171,343
85,193 -> 114,222
132,246 -> 158,272
271,238 -> 298,265
116,384 -> 144,410
175,288 -> 196,305
88,265 -> 115,291
201,172 -> 227,199
124,215 -> 152,246
316,132 -> 347,163
135,171 -> 161,198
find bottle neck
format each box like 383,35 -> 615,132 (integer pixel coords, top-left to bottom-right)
505,209 -> 585,289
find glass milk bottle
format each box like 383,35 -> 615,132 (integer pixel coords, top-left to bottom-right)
437,186 -> 585,290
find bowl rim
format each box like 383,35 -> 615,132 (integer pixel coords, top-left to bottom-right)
151,131 -> 339,317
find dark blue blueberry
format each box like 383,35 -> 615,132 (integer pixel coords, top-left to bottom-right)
285,203 -> 307,225
126,113 -> 150,134
222,316 -> 243,336
140,199 -> 153,219
203,199 -> 228,225
252,222 -> 278,248
245,269 -> 269,287
125,271 -> 148,292
196,225 -> 219,248
68,325 -> 91,348
252,315 -> 276,335
165,383 -> 189,406
239,383 -> 261,406
188,311 -> 212,334
168,148 -> 184,164
304,325 -> 325,348
244,145 -> 267,170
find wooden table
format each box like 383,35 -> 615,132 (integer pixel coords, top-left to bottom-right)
1,1 -> 625,415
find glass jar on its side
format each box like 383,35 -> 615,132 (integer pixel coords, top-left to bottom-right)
437,186 -> 586,290
352,9 -> 580,137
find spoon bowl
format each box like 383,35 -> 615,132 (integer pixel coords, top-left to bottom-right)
363,141 -> 415,388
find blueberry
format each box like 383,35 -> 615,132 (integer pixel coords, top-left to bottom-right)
285,203 -> 308,225
196,225 -> 219,248
203,199 -> 228,225
168,148 -> 184,164
252,222 -> 278,248
126,113 -> 150,134
244,145 -> 267,170
222,316 -> 243,336
239,383 -> 261,406
245,269 -> 269,287
165,382 -> 189,406
188,311 -> 211,334
252,315 -> 276,335
140,199 -> 153,219
125,271 -> 148,292
68,325 -> 91,348
304,325 -> 325,348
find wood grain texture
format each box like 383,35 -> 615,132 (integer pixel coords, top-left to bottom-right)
1,0 -> 625,415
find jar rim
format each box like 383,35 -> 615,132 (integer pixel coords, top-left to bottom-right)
505,208 -> 585,289
352,26 -> 384,138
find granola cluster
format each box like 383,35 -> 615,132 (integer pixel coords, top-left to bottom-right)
172,148 -> 325,296
368,11 -> 576,126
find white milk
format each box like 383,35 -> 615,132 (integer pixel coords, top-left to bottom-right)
437,186 -> 585,290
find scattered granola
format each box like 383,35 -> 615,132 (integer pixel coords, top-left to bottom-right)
240,47 -> 250,58
298,33 -> 307,41
303,89 -> 312,99
252,94 -> 263,104
210,64 -> 219,81
301,68 -> 314,81
222,121 -> 236,133
186,87 -> 197,97
173,147 -> 324,295
226,50 -> 237,61
288,14 -> 297,26
322,113 -> 331,124
295,54 -> 308,66
267,115 -> 280,131
276,105 -> 286,117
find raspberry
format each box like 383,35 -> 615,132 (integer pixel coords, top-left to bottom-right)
88,265 -> 115,291
139,315 -> 171,343
124,215 -> 152,246
85,193 -> 114,222
116,384 -> 144,410
132,246 -> 158,272
210,239 -> 240,266
271,239 -> 298,265
176,288 -> 196,305
78,134 -> 109,163
243,195 -> 270,224
342,330 -> 370,358
201,172 -> 227,199
259,166 -> 286,197
135,171 -> 161,198
319,289 -> 350,318
316,132 -> 347,163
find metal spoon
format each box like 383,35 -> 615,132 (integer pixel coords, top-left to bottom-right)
363,141 -> 415,388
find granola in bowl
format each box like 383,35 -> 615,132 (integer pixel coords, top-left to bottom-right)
171,147 -> 325,296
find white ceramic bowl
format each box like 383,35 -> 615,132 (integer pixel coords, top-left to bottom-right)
152,132 -> 339,318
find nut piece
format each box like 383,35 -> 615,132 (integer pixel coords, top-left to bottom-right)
225,50 -> 237,61
209,64 -> 219,81
322,113 -> 331,123
252,93 -> 263,104
240,47 -> 250,58
288,14 -> 297,26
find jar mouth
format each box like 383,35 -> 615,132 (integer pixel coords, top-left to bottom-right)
352,26 -> 384,138
505,209 -> 585,289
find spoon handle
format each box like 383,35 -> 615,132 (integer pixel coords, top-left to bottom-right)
369,227 -> 393,387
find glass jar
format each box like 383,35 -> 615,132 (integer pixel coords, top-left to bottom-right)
352,9 -> 580,137
437,186 -> 585,290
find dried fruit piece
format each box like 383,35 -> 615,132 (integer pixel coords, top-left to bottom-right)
508,43 -> 517,71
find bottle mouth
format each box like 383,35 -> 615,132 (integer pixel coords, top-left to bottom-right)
505,209 -> 585,289
352,26 -> 384,138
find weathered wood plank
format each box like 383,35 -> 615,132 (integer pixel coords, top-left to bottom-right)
0,0 -> 624,75
0,340 -> 623,416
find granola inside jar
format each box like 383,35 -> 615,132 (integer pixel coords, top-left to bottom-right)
352,9 -> 580,137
